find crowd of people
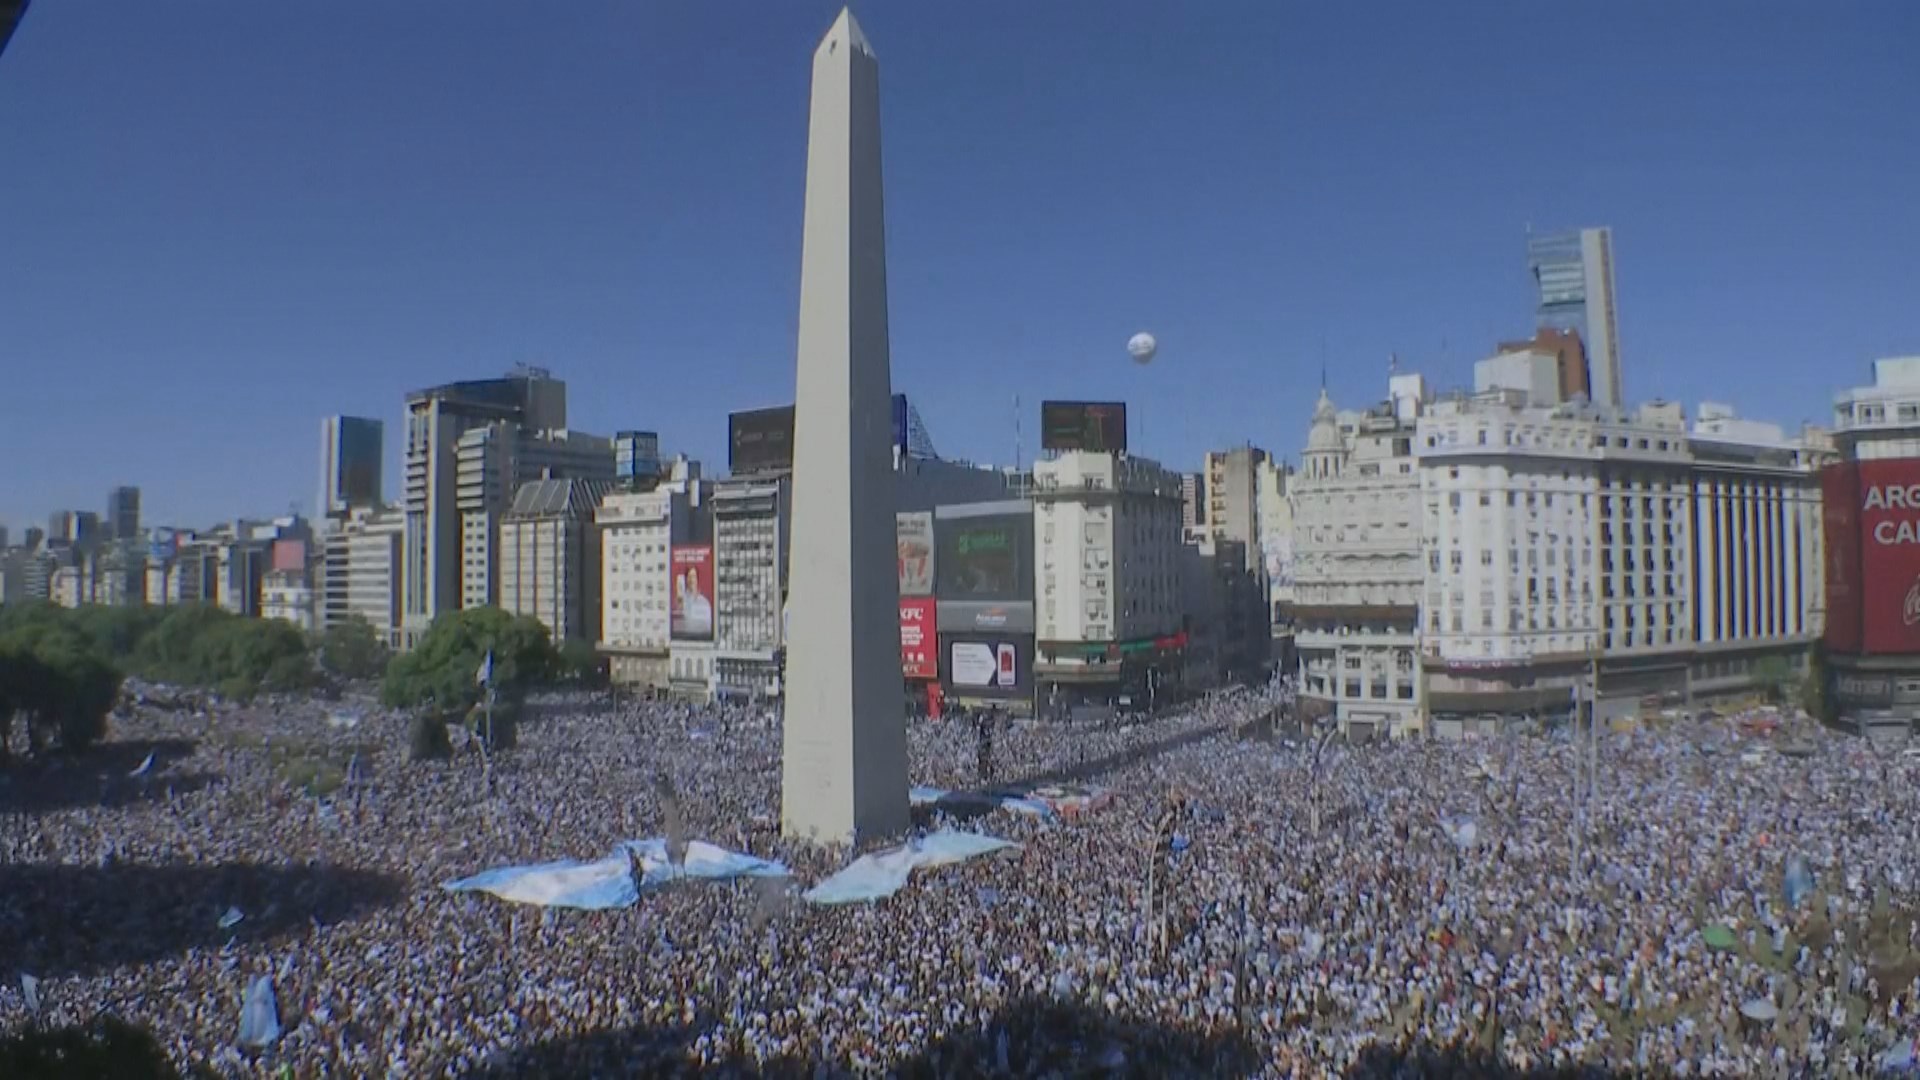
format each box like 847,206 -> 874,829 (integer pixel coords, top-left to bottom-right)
3,677 -> 1919,1077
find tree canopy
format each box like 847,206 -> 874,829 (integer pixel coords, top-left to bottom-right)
0,609 -> 123,755
318,615 -> 390,683
381,606 -> 556,711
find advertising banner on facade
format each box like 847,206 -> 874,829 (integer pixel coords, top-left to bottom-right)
670,545 -> 715,641
1856,459 -> 1920,654
270,539 -> 307,574
934,509 -> 1032,603
942,633 -> 1033,700
896,512 -> 934,596
1823,462 -> 1862,652
899,598 -> 937,680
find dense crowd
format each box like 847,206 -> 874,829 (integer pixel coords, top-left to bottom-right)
3,679 -> 1919,1077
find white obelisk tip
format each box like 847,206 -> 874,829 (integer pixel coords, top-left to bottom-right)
820,7 -> 873,59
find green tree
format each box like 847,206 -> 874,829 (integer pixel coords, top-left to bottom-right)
1751,655 -> 1795,705
556,638 -> 605,687
0,621 -> 121,755
408,713 -> 453,761
318,616 -> 390,682
381,606 -> 556,711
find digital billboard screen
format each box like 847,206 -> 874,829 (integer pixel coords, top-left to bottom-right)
670,545 -> 715,641
1040,400 -> 1128,454
934,509 -> 1032,603
942,633 -> 1033,700
728,405 -> 796,475
1822,463 -> 1862,653
1855,459 -> 1920,654
899,598 -> 937,680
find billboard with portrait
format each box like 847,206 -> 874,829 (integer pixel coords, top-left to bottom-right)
1040,400 -> 1128,454
899,598 -> 937,680
896,512 -> 934,596
728,405 -> 796,475
934,506 -> 1032,603
670,545 -> 715,641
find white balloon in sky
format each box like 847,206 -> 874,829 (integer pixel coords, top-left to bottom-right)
1127,332 -> 1158,365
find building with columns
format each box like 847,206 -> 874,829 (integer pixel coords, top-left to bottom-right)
1687,405 -> 1832,698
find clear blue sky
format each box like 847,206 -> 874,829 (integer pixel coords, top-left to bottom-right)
2,1 -> 1915,531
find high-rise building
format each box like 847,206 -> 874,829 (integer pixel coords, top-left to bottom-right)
614,431 -> 662,489
712,475 -> 791,701
320,416 -> 385,518
48,510 -> 100,547
106,485 -> 141,540
599,462 -> 707,691
0,525 -> 9,550
400,366 -> 566,648
317,506 -> 405,648
1256,458 -> 1295,658
1032,450 -> 1187,706
1179,473 -> 1205,530
1498,327 -> 1590,405
498,478 -> 613,645
1529,227 -> 1622,410
454,423 -> 614,611
1204,447 -> 1268,575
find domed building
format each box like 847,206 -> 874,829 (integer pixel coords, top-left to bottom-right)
1289,373 -> 1429,740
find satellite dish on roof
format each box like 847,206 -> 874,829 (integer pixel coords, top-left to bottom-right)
1127,332 -> 1158,366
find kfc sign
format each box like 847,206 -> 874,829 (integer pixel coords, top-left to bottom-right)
899,598 -> 937,680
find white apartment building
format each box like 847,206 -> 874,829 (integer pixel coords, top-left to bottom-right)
1032,449 -> 1185,704
599,475 -> 705,692
498,477 -> 610,645
711,475 -> 790,701
318,507 -> 405,648
1293,384 -> 1426,738
50,565 -> 84,608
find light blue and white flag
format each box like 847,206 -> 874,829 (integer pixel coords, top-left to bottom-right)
475,651 -> 493,687
128,752 -> 155,778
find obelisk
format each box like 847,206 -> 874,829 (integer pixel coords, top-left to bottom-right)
780,8 -> 910,845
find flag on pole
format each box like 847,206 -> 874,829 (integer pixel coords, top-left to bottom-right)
475,651 -> 493,687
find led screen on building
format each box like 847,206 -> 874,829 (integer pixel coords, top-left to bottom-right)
728,405 -> 796,475
1040,400 -> 1128,454
934,509 -> 1032,603
1855,459 -> 1920,654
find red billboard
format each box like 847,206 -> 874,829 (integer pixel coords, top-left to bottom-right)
670,545 -> 714,641
1856,459 -> 1920,654
899,598 -> 937,680
1823,463 -> 1862,652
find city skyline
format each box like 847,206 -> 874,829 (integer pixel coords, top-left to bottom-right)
2,1 -> 1916,529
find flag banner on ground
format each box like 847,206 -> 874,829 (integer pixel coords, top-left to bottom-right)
238,975 -> 282,1047
444,839 -> 788,910
802,829 -> 1020,905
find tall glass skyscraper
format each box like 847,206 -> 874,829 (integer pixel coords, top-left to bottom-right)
1528,227 -> 1622,410
319,415 -> 385,518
